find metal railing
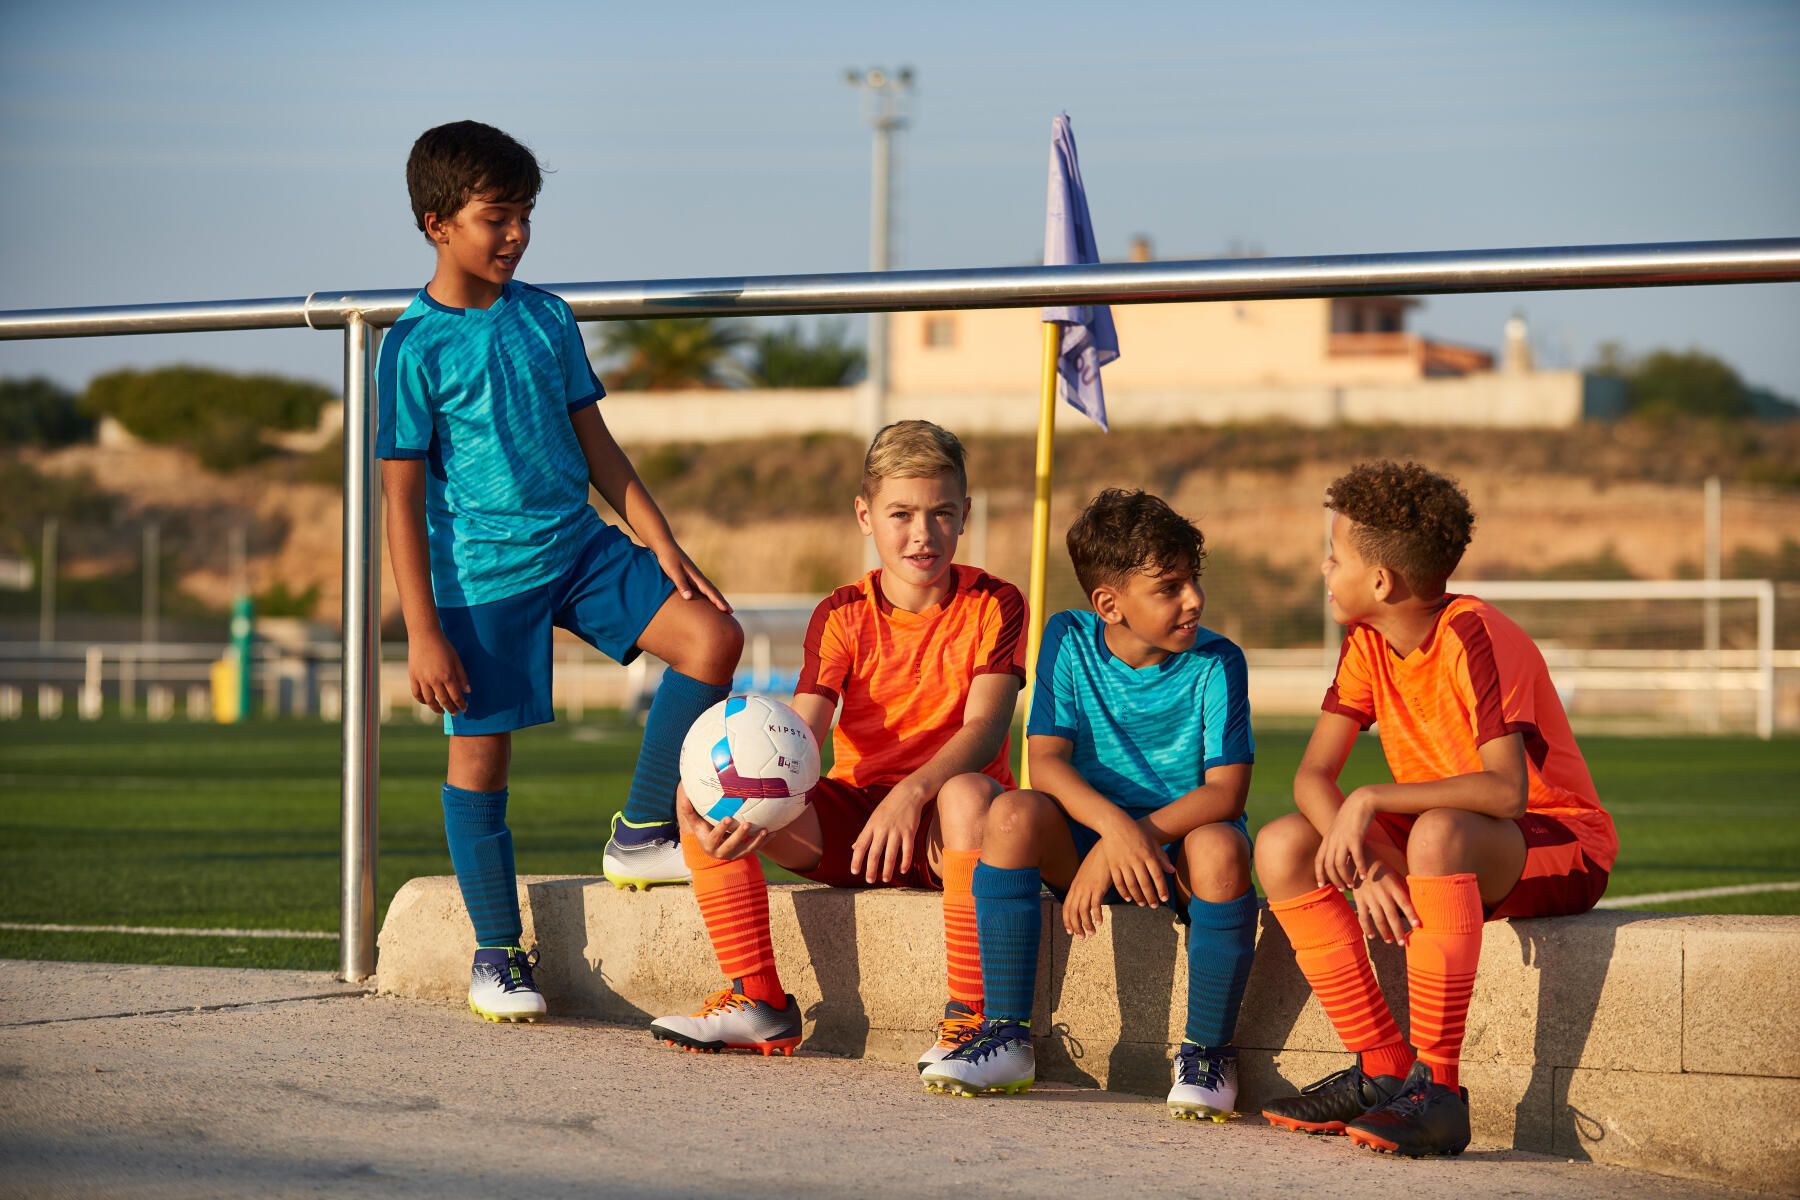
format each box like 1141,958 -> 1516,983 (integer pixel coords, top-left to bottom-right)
5,236 -> 1799,981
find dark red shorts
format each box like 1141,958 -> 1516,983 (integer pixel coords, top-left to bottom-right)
795,777 -> 942,890
1370,810 -> 1610,921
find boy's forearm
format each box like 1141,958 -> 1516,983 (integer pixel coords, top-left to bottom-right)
571,408 -> 678,552
1027,751 -> 1135,836
1139,769 -> 1251,844
892,712 -> 1010,806
1351,772 -> 1526,821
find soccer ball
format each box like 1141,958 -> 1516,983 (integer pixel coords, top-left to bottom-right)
679,695 -> 820,831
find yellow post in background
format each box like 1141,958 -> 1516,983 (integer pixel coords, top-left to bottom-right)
1020,322 -> 1062,790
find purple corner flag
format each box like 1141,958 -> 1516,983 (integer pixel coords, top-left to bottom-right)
1041,113 -> 1118,430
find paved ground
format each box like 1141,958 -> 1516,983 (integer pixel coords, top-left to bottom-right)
0,963 -> 1758,1199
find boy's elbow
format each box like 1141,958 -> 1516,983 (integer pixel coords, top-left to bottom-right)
1498,777 -> 1529,819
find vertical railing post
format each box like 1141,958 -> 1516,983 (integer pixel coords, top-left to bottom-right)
339,311 -> 380,980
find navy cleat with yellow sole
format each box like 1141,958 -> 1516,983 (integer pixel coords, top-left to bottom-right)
468,946 -> 546,1023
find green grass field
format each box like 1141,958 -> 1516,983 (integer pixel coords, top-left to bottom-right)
2,714 -> 1796,972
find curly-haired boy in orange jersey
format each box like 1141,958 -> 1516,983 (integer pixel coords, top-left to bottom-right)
648,420 -> 1027,1061
1255,461 -> 1616,1158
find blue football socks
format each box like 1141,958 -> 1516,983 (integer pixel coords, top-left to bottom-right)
619,668 -> 730,831
1183,887 -> 1259,1047
442,784 -> 520,949
973,862 -> 1043,1024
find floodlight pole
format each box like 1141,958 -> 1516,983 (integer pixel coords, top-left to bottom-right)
339,311 -> 380,982
847,66 -> 913,443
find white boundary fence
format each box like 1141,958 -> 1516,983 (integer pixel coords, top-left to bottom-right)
4,237 -> 1798,981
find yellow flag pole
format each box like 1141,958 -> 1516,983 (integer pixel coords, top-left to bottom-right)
1020,322 -> 1062,791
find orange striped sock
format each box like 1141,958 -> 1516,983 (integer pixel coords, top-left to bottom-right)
681,832 -> 784,1006
1270,884 -> 1413,1081
1405,873 -> 1483,1089
940,848 -> 984,1012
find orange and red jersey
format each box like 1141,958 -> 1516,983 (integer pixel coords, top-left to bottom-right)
797,565 -> 1027,790
1322,594 -> 1617,871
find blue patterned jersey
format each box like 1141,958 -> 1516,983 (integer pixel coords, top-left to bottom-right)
1027,609 -> 1254,825
376,282 -> 605,607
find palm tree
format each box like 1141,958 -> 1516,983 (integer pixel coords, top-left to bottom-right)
591,318 -> 747,390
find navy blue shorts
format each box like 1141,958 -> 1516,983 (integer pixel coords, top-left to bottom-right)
437,523 -> 675,736
1048,815 -> 1250,914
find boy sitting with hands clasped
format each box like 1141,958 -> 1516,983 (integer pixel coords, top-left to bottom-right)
378,121 -> 742,1022
648,420 -> 1026,1063
923,489 -> 1258,1122
1256,460 -> 1615,1157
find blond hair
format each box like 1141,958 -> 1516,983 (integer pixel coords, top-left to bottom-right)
861,419 -> 968,499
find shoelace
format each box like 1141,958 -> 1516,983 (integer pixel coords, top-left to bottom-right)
500,948 -> 540,994
953,1023 -> 1028,1064
1372,1081 -> 1436,1120
1175,1047 -> 1225,1091
1299,1063 -> 1364,1098
693,987 -> 753,1017
934,1014 -> 984,1049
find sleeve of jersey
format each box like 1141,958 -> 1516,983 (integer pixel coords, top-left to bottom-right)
971,581 -> 1028,680
1201,642 -> 1255,771
795,597 -> 851,705
1320,632 -> 1376,729
557,299 -> 604,413
1448,610 -> 1541,751
1025,612 -> 1079,740
375,324 -> 431,460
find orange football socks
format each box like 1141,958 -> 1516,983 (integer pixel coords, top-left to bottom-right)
1404,873 -> 1483,1089
1270,884 -> 1414,1082
939,848 -> 985,1012
682,833 -> 786,1006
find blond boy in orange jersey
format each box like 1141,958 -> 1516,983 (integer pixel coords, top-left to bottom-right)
649,420 -> 1026,1063
1255,461 -> 1616,1158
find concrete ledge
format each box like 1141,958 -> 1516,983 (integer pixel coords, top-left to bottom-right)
378,877 -> 1800,1195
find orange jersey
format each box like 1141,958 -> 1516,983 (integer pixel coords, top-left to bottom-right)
1322,594 -> 1617,871
797,565 -> 1026,789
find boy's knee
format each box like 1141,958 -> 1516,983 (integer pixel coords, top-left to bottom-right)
1253,812 -> 1318,873
985,789 -> 1054,842
1182,823 -> 1252,899
1406,807 -> 1483,876
937,773 -> 998,841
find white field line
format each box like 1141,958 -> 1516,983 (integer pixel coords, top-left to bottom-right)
0,922 -> 336,940
1594,881 -> 1800,908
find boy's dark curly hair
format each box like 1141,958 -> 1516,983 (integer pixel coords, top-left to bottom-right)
406,121 -> 543,243
1325,461 -> 1474,597
1067,488 -> 1206,598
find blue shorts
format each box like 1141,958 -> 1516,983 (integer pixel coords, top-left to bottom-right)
1050,813 -> 1250,913
437,523 -> 675,736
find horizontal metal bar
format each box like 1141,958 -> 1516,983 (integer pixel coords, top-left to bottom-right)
1,238 -> 1796,340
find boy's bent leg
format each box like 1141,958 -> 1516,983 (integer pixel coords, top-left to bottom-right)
647,830 -> 800,1056
916,773 -> 1002,1071
923,791 -> 1071,1097
1255,814 -> 1412,1132
1170,823 -> 1256,1121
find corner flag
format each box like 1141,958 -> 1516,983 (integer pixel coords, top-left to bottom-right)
1041,112 -> 1118,430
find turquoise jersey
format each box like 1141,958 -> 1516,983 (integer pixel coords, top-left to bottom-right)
1027,609 -> 1254,825
376,282 -> 604,607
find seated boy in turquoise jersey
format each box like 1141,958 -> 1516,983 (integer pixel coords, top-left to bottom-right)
377,121 -> 742,1022
922,489 -> 1257,1121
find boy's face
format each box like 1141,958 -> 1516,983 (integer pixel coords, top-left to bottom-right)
854,474 -> 968,594
1096,559 -> 1205,657
1322,512 -> 1384,625
426,191 -> 532,291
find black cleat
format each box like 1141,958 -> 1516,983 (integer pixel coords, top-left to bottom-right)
1261,1061 -> 1405,1134
1345,1060 -> 1471,1157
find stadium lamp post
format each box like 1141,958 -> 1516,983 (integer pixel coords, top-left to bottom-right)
845,66 -> 913,443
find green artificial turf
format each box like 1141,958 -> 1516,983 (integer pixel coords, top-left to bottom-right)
1,715 -> 1796,970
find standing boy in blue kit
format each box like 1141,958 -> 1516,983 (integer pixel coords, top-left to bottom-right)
378,121 -> 742,1021
923,489 -> 1258,1119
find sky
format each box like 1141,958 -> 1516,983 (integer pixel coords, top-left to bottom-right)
2,0 -> 1797,398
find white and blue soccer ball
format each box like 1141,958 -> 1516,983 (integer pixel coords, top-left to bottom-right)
679,694 -> 820,831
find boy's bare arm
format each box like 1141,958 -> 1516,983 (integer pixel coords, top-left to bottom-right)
849,673 -> 1020,882
568,405 -> 729,611
380,459 -> 468,714
1138,762 -> 1252,845
1029,733 -> 1173,915
1293,711 -> 1364,836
